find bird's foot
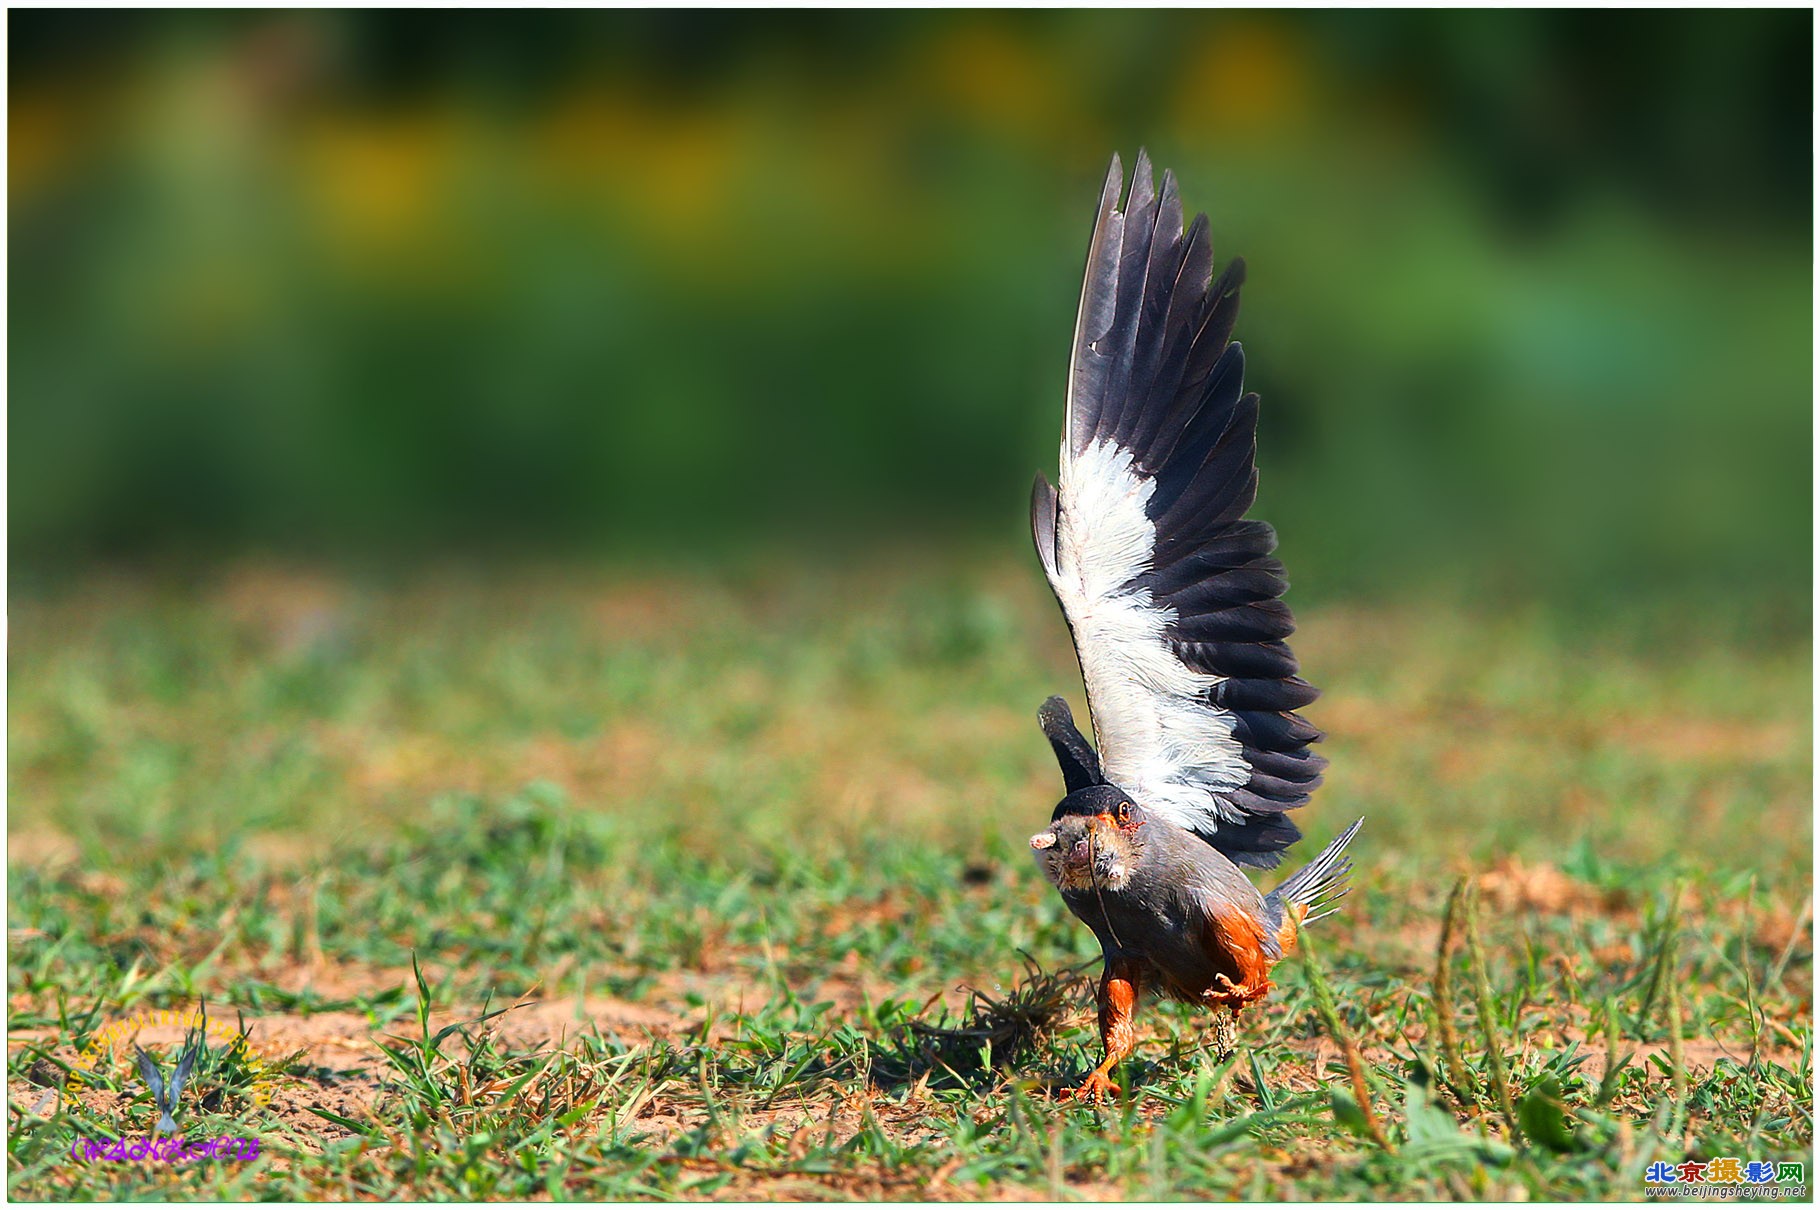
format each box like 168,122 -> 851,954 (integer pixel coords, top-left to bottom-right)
1207,972 -> 1270,1009
1059,1068 -> 1120,1104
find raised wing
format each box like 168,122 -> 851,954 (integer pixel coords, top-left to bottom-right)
1031,151 -> 1324,868
134,1047 -> 166,1105
168,1038 -> 199,1106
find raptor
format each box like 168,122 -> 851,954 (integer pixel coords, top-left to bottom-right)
1029,151 -> 1363,1102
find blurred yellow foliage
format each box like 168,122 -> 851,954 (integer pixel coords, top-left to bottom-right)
927,23 -> 1070,143
536,87 -> 740,242
8,99 -> 73,203
1172,19 -> 1313,143
298,110 -> 465,271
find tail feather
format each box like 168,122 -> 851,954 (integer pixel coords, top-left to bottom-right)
1266,818 -> 1363,937
1300,888 -> 1351,926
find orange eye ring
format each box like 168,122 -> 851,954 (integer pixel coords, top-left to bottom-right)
1093,803 -> 1138,832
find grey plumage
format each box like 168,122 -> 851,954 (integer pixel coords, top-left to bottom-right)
1040,805 -> 1360,1007
1058,808 -> 1271,990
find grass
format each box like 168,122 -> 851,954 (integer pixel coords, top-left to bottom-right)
7,554 -> 1813,1199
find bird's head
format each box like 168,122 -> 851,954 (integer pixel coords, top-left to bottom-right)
1029,785 -> 1147,893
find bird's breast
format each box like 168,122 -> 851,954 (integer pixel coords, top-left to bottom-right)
1059,863 -> 1273,999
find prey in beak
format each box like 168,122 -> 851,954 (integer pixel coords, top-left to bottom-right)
1029,807 -> 1141,893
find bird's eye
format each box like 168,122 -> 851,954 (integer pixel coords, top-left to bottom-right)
1116,802 -> 1132,824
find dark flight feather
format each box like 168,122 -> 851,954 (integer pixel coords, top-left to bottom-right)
1038,696 -> 1104,794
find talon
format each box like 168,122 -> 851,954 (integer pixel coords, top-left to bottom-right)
1059,1070 -> 1121,1103
1205,971 -> 1269,1009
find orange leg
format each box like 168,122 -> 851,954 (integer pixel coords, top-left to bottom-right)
1205,908 -> 1276,1009
1063,958 -> 1142,1103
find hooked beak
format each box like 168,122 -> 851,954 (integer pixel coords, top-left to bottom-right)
1029,831 -> 1057,851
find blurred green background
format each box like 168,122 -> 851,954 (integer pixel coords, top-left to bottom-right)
9,9 -> 1812,612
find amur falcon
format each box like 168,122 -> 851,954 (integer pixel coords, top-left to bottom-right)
1028,151 -> 1363,1102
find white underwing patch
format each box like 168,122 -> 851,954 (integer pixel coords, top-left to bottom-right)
1050,437 -> 1251,834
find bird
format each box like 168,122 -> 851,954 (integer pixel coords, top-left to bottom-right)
134,1038 -> 199,1134
1027,151 -> 1363,1102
